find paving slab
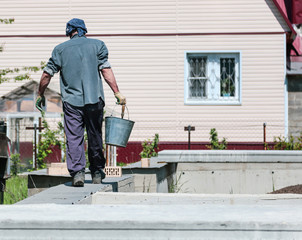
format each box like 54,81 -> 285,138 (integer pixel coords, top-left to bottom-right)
17,174 -> 134,205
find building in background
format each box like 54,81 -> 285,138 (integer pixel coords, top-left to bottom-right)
0,0 -> 301,163
0,81 -> 62,169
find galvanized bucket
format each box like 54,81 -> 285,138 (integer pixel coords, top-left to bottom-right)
105,105 -> 135,148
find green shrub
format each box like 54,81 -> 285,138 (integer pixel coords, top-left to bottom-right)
273,134 -> 302,150
35,113 -> 62,169
10,153 -> 20,176
207,128 -> 227,150
140,134 -> 159,159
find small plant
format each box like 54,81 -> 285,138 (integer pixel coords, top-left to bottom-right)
140,134 -> 159,159
10,153 -> 20,176
36,113 -> 61,169
273,133 -> 302,150
117,162 -> 127,167
169,173 -> 186,193
207,128 -> 227,150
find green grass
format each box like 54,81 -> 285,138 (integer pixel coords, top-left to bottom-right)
4,175 -> 28,204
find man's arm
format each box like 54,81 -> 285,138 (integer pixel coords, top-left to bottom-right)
101,68 -> 126,105
35,72 -> 52,112
101,68 -> 119,93
38,72 -> 52,96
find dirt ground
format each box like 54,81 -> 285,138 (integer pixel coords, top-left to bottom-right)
270,184 -> 302,194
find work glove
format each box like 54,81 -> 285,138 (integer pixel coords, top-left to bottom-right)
35,95 -> 45,112
114,92 -> 126,105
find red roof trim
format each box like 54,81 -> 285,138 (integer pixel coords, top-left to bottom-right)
271,0 -> 296,36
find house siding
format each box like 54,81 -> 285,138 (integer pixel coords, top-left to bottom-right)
0,0 -> 289,143
0,0 -> 289,35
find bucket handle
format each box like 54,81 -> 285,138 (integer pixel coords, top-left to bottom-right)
111,104 -> 130,120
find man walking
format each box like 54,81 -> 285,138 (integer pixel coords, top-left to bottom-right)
36,18 -> 126,186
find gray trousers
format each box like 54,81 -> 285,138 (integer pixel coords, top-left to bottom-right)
63,100 -> 106,176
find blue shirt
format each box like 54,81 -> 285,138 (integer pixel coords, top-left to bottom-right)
44,34 -> 111,107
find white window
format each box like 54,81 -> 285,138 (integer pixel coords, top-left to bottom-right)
185,51 -> 241,105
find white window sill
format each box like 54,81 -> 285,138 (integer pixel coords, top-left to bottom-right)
185,99 -> 242,106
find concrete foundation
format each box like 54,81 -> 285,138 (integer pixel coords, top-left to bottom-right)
4,150 -> 302,239
122,159 -> 176,193
157,150 -> 302,194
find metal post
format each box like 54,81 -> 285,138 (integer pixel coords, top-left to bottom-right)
263,123 -> 267,150
26,123 -> 44,169
188,125 -> 191,150
15,119 -> 20,153
34,123 -> 37,169
184,125 -> 195,150
0,121 -> 8,204
110,146 -> 113,166
38,117 -> 42,144
106,145 -> 109,167
6,116 -> 10,176
114,146 -> 117,167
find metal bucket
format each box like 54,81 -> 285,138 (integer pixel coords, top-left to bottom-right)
105,105 -> 135,148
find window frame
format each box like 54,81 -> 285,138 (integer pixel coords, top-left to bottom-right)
184,50 -> 242,106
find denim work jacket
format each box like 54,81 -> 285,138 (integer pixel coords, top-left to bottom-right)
44,34 -> 111,107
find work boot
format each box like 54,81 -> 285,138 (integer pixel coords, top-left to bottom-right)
72,170 -> 85,187
91,169 -> 106,184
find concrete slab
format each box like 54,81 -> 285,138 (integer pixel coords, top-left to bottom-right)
90,192 -> 302,205
1,195 -> 302,239
17,174 -> 134,205
157,150 -> 302,163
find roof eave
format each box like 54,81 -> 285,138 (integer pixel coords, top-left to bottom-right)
271,0 -> 296,39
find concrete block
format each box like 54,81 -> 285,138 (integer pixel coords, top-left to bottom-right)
104,166 -> 122,177
47,163 -> 69,175
141,158 -> 150,168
